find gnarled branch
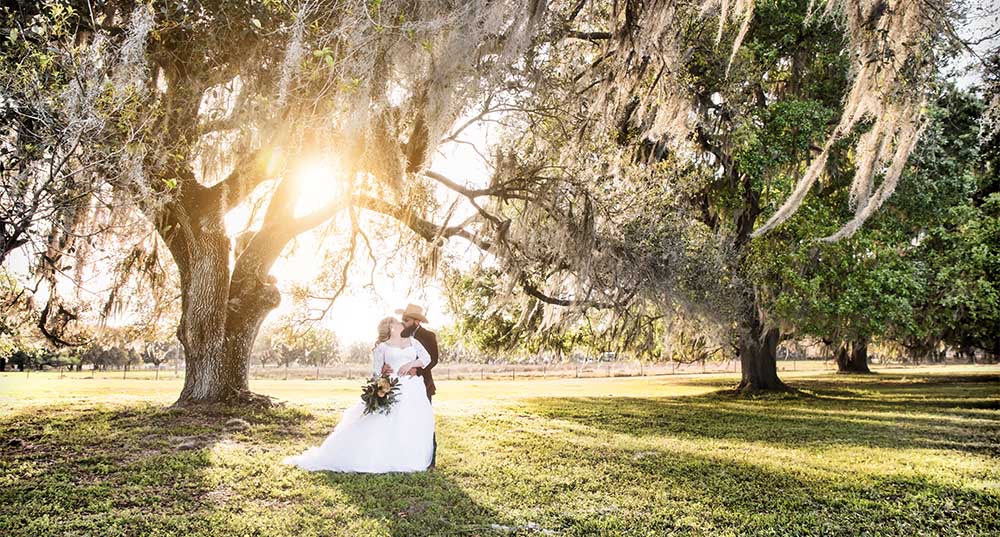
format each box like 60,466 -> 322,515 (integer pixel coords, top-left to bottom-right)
208,149 -> 273,213
350,194 -> 493,251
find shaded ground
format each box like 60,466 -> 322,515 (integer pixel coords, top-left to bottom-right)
1,370 -> 998,536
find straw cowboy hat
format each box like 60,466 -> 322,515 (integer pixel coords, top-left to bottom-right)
395,303 -> 429,323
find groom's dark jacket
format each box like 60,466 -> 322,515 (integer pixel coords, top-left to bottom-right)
412,325 -> 438,399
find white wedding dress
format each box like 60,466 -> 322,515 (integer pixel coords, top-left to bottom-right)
283,340 -> 435,473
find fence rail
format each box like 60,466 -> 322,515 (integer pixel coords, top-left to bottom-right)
7,357 -> 984,381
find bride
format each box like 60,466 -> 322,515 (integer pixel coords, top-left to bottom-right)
283,316 -> 435,473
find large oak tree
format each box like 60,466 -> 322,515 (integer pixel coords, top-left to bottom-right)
1,0 -> 547,404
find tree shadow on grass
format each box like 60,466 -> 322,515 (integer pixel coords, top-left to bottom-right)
781,371 -> 1000,391
682,371 -> 999,399
522,375 -> 1000,456
492,374 -> 1000,534
297,464 -> 502,536
297,376 -> 999,536
472,411 -> 1000,536
3,374 -> 997,536
1,403 -> 308,534
0,403 -> 504,536
0,403 -> 323,535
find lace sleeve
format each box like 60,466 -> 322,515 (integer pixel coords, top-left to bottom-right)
412,338 -> 431,368
371,344 -> 384,377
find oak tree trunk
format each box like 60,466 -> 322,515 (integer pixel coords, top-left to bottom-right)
157,182 -> 283,407
731,167 -> 785,392
221,257 -> 282,403
169,236 -> 283,405
835,338 -> 872,374
172,225 -> 234,404
736,304 -> 787,392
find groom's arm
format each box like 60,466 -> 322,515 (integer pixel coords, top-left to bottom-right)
408,332 -> 439,377
416,333 -> 438,375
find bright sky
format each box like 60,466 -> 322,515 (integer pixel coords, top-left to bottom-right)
950,1 -> 1000,89
242,121 -> 497,346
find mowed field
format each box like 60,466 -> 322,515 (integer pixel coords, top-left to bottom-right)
2,365 -> 999,536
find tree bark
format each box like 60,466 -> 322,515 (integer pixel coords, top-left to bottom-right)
736,304 -> 787,391
732,184 -> 786,393
221,248 -> 283,402
166,220 -> 285,405
155,178 -> 265,406
835,338 -> 872,373
172,224 -> 233,404
155,161 -> 342,406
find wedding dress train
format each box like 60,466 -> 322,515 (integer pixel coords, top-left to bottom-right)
283,340 -> 435,473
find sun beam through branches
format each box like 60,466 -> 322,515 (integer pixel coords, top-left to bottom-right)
292,156 -> 344,219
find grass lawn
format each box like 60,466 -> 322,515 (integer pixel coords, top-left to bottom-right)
1,366 -> 998,536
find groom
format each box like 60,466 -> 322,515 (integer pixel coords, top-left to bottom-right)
385,303 -> 438,467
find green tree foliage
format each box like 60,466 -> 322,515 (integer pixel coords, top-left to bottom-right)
760,83 -> 999,366
440,268 -> 582,361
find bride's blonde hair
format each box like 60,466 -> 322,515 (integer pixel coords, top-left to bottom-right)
374,316 -> 395,349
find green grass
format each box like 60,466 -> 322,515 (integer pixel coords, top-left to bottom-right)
1,367 -> 998,536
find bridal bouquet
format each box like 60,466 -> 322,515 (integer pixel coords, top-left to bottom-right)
361,374 -> 401,416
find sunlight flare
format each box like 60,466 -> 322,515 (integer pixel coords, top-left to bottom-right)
293,156 -> 344,218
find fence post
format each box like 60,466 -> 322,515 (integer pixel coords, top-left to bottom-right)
512,367 -> 516,381
481,368 -> 484,380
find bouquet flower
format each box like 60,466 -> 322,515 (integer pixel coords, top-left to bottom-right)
361,374 -> 401,416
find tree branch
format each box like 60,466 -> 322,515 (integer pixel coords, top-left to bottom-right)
232,196 -> 348,289
284,198 -> 349,237
565,30 -> 613,42
38,300 -> 86,347
422,169 -> 539,201
565,0 -> 590,23
519,273 -> 614,309
350,194 -> 493,251
422,170 -> 491,197
352,194 -> 620,311
208,149 -> 273,212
